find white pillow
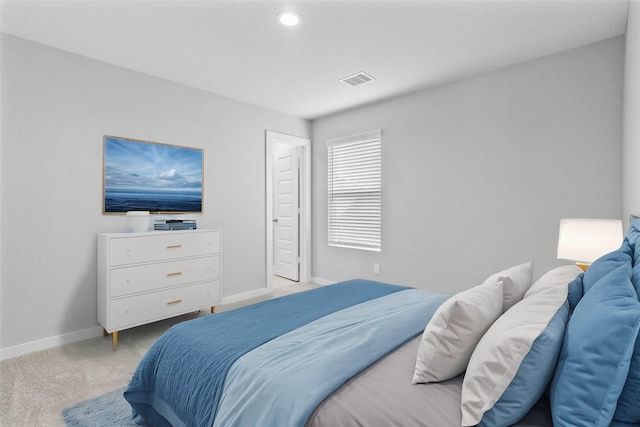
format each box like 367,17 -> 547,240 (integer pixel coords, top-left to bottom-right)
460,265 -> 582,426
412,279 -> 503,384
484,261 -> 533,312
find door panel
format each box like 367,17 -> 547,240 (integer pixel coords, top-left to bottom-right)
274,146 -> 299,281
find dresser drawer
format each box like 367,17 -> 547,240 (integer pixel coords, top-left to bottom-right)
109,255 -> 220,297
109,231 -> 219,266
108,280 -> 220,331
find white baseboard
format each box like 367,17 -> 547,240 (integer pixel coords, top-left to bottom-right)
0,326 -> 103,361
221,288 -> 271,305
310,277 -> 335,286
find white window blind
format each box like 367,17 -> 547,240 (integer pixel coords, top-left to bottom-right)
327,129 -> 381,251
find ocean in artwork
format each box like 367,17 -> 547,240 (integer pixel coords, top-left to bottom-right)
103,136 -> 203,213
105,189 -> 202,213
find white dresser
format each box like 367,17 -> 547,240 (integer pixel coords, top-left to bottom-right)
97,229 -> 221,350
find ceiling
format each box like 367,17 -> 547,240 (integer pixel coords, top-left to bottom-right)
0,0 -> 630,120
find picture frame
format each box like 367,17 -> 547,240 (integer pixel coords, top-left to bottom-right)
103,135 -> 203,214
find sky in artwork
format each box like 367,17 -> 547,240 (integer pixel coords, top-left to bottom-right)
104,137 -> 202,193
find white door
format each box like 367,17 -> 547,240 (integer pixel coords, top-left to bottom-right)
273,146 -> 299,281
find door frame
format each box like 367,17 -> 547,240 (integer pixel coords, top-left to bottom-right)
266,130 -> 311,289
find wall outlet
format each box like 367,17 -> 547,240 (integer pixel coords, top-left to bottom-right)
373,263 -> 380,274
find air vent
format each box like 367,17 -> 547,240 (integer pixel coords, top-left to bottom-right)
340,72 -> 376,87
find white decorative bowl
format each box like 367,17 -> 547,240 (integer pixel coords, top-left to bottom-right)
126,211 -> 150,232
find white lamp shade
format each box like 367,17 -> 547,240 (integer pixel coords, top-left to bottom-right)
557,218 -> 623,263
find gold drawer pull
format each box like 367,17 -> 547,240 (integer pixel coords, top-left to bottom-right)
166,244 -> 182,249
167,299 -> 182,305
166,272 -> 183,277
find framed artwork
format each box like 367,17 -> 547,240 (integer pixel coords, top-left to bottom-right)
103,135 -> 203,214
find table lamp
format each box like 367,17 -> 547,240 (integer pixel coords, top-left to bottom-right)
557,218 -> 623,271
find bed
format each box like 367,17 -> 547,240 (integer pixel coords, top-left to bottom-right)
124,218 -> 640,427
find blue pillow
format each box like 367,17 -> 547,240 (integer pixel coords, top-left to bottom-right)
582,241 -> 633,294
566,273 -> 583,314
628,217 -> 640,239
477,302 -> 569,427
615,218 -> 640,423
550,263 -> 640,427
615,337 -> 640,422
633,249 -> 640,297
626,217 -> 640,295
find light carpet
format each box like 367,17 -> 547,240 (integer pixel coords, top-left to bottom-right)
1,280 -> 315,427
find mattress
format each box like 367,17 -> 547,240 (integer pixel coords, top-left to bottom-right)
307,335 -> 554,427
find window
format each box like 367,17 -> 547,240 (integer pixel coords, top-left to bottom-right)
327,129 -> 381,251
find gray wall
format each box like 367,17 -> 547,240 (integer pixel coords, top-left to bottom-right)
0,34 -> 310,351
0,32 -> 628,355
624,1 -> 640,227
312,37 -> 624,294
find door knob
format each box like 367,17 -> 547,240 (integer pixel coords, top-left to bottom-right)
273,218 -> 278,223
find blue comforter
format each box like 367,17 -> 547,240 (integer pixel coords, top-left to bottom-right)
124,279 -> 414,427
213,288 -> 447,427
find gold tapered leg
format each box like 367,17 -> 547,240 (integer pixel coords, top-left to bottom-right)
211,306 -> 216,314
112,331 -> 118,351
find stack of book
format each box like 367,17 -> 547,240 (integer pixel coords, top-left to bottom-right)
154,219 -> 197,231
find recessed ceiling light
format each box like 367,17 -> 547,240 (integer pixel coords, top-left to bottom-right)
278,12 -> 302,26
